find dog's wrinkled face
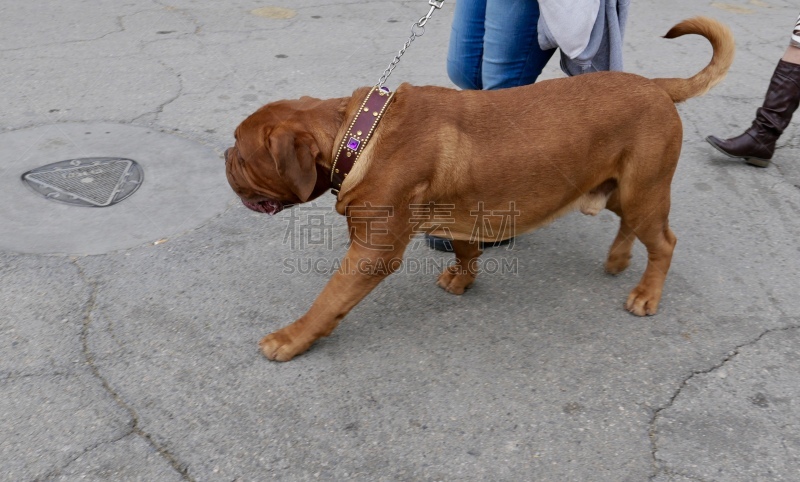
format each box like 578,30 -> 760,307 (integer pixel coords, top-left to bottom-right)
225,99 -> 330,215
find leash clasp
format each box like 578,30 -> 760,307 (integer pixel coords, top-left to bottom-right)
418,0 -> 445,28
377,0 -> 445,88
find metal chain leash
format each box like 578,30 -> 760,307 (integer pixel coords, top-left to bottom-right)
377,0 -> 445,89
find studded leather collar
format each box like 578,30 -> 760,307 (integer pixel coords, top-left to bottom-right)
330,86 -> 395,195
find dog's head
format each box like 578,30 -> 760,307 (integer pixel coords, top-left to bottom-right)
225,98 -> 332,215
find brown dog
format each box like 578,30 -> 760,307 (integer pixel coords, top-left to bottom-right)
225,17 -> 734,361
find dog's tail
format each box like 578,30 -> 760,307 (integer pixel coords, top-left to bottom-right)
652,17 -> 735,103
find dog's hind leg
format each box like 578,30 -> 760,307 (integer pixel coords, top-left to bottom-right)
627,222 -> 677,316
604,191 -> 635,275
437,240 -> 482,295
617,180 -> 678,316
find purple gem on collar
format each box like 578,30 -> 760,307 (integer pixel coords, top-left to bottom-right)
379,86 -> 390,93
346,137 -> 360,150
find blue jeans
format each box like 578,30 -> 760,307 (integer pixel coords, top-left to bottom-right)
447,0 -> 555,90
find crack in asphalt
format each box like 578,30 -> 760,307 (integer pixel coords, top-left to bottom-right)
131,59 -> 185,124
49,257 -> 197,482
37,431 -> 136,482
0,26 -> 124,54
0,371 -> 73,382
652,468 -> 708,482
647,323 -> 800,481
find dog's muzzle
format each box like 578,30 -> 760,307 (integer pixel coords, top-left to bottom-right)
225,148 -> 291,215
241,198 -> 289,215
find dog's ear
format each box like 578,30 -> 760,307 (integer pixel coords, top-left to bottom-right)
266,126 -> 319,202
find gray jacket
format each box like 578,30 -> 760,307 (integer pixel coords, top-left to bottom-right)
538,0 -> 630,76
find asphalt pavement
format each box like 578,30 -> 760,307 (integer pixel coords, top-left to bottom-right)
1,0 -> 799,480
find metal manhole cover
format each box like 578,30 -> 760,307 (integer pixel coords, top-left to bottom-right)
22,157 -> 144,207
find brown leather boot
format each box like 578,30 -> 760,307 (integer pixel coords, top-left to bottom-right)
707,59 -> 800,167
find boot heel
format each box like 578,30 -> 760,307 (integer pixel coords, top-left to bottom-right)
745,157 -> 770,168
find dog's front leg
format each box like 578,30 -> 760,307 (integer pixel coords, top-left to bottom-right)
260,208 -> 410,361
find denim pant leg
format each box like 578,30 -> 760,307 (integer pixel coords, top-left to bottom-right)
482,0 -> 555,90
447,0 -> 487,90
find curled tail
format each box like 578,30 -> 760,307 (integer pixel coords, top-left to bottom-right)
652,17 -> 735,103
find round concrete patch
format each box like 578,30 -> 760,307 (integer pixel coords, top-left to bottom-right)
0,123 -> 232,255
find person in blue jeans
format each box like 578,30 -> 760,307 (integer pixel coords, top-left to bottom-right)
427,0 -> 556,252
446,0 -> 555,91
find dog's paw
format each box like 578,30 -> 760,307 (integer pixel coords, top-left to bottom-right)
605,253 -> 632,275
259,329 -> 311,362
436,266 -> 475,295
625,286 -> 660,316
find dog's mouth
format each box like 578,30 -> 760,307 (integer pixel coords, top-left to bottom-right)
241,198 -> 291,215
